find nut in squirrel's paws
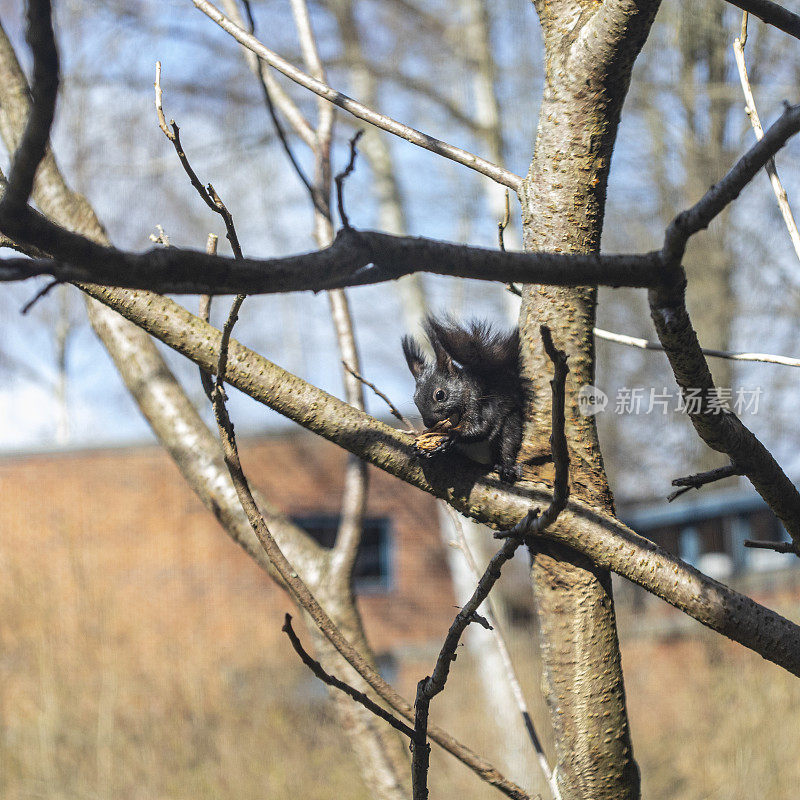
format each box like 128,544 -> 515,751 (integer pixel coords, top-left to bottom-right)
413,419 -> 459,458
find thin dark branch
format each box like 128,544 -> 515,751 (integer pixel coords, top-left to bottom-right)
723,0 -> 800,41
241,0 -> 317,201
412,532 -> 526,799
0,218 -> 662,293
744,539 -> 800,555
282,613 -> 416,739
412,325 -> 570,798
537,325 -> 570,526
412,678 -> 432,800
155,64 -> 249,398
1,0 -> 58,212
20,276 -> 60,314
199,233 -> 218,402
216,293 -> 246,392
154,62 -> 245,260
496,326 -> 570,538
668,463 -> 743,502
335,130 -> 363,229
341,361 -> 415,429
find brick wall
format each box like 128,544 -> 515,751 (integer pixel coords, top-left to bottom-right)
0,430 -> 458,662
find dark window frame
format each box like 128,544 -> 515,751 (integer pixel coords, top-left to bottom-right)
292,514 -> 394,594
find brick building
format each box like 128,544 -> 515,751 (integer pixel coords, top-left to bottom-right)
0,429 -> 459,669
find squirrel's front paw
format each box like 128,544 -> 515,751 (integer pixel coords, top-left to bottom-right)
496,463 -> 522,484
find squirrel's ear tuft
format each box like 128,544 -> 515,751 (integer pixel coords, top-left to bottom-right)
402,335 -> 427,379
423,316 -> 458,377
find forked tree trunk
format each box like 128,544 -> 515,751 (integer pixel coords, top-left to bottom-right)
0,21 -> 411,799
517,1 -> 661,798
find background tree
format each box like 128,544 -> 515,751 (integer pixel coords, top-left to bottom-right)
4,1 -> 800,799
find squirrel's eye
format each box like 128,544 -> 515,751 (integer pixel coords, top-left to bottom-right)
434,389 -> 447,402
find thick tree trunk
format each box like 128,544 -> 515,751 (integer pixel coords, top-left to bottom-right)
517,1 -> 661,798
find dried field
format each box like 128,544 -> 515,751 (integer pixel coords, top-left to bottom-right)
2,447 -> 799,798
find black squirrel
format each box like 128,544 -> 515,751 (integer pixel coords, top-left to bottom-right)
402,316 -> 524,483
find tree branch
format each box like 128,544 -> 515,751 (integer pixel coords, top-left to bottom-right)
0,0 -> 58,212
0,220 -> 661,292
722,0 -> 800,41
282,613 -> 416,739
190,0 -> 523,190
206,299 -> 532,800
595,326 -> 800,368
80,283 -> 800,678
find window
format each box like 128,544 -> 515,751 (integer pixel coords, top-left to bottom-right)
292,515 -> 393,593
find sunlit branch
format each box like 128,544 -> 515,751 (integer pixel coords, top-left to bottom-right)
190,0 -> 523,190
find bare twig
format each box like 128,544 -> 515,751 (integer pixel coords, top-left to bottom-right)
199,233 -> 218,401
495,326 -> 570,538
412,532 -> 528,799
668,464 -> 743,502
154,61 -> 244,260
20,277 -> 60,314
661,102 -> 800,264
733,15 -> 800,263
498,189 -> 510,252
191,0 -> 523,191
595,327 -> 800,368
282,613 -> 415,738
342,361 -> 415,430
240,0 -> 316,199
335,130 -> 364,229
220,0 -> 315,146
155,63 -> 248,398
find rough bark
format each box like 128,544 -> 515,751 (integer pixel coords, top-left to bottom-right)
517,1 -> 661,797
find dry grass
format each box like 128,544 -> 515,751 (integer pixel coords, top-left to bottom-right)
0,539 -> 371,800
2,519 -> 800,799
